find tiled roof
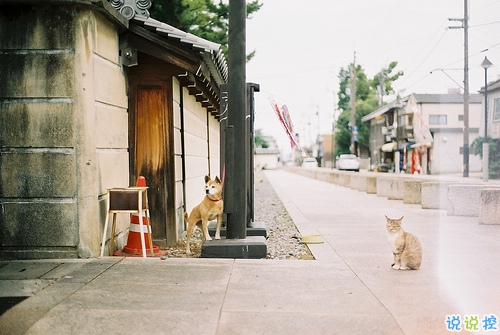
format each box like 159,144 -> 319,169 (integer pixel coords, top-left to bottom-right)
361,97 -> 408,122
131,15 -> 227,85
107,0 -> 227,85
478,78 -> 500,93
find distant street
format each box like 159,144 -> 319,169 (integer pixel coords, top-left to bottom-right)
0,169 -> 498,335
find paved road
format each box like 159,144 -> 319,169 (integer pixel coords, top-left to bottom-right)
0,169 -> 499,334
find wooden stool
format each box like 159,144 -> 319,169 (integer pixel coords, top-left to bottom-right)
99,187 -> 154,258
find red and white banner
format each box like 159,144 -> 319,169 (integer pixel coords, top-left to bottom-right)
269,98 -> 304,154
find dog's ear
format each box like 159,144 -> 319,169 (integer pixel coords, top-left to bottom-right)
215,176 -> 221,184
204,175 -> 210,183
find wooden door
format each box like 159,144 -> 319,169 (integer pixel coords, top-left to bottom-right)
130,81 -> 175,245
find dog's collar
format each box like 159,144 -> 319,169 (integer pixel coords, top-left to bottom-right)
208,197 -> 222,202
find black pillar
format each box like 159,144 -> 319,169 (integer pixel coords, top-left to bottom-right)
225,0 -> 247,239
247,83 -> 259,224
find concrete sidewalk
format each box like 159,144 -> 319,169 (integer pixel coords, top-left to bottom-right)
1,169 -> 499,335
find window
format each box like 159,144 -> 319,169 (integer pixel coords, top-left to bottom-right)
458,114 -> 464,121
493,98 -> 500,122
429,115 -> 447,125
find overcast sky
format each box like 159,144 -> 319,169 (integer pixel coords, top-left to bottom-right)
245,0 -> 500,152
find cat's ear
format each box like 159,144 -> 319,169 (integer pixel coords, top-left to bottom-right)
385,215 -> 389,220
398,216 -> 404,221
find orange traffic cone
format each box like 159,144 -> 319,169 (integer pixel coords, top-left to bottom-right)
113,176 -> 166,257
136,175 -> 146,187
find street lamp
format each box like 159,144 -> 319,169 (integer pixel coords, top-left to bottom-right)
480,56 -> 493,182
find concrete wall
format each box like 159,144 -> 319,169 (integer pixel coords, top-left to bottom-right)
255,154 -> 279,170
0,3 -> 128,259
0,1 -> 224,259
172,80 -> 221,240
173,78 -> 185,242
90,11 -> 130,257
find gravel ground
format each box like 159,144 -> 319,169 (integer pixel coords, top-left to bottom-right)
165,170 -> 314,260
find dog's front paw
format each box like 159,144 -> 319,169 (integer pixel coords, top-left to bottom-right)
205,236 -> 212,241
215,234 -> 221,240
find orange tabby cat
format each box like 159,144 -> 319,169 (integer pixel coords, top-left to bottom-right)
385,215 -> 422,270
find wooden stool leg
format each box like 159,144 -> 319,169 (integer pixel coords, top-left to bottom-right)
146,209 -> 154,257
138,211 -> 147,258
110,213 -> 117,256
100,211 -> 111,257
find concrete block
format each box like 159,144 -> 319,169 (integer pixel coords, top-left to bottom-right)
93,56 -> 128,108
95,14 -> 120,64
403,179 -> 422,204
201,236 -> 267,258
447,184 -> 492,217
366,176 -> 377,194
0,201 -> 78,259
327,171 -> 339,185
338,172 -> 351,187
376,176 -> 390,197
0,152 -> 76,198
95,103 -> 128,149
0,53 -> 73,98
421,181 -> 453,209
479,189 -> 500,225
316,170 -> 329,182
97,151 -> 129,194
377,176 -> 404,200
0,101 -> 74,147
208,221 -> 267,238
350,174 -> 366,191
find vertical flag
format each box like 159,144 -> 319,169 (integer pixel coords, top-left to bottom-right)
269,98 -> 305,154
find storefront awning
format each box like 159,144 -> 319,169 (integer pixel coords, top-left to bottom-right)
381,142 -> 397,152
397,142 -> 415,150
410,142 -> 433,148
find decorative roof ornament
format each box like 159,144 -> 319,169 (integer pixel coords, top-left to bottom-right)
109,0 -> 152,20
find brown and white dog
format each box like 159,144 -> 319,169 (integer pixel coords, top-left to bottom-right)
184,175 -> 223,253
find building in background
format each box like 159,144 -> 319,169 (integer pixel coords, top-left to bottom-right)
479,78 -> 500,140
362,93 -> 482,174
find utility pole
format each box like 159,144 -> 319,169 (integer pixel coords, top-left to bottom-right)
203,0 -> 266,258
226,0 -> 247,238
350,52 -> 357,155
449,0 -> 469,177
331,90 -> 336,168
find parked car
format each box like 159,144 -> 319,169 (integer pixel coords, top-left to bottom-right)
301,157 -> 318,168
336,154 -> 360,172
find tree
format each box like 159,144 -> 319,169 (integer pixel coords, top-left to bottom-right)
150,0 -> 262,60
149,0 -> 188,30
471,136 -> 500,179
334,61 -> 402,157
371,61 -> 404,105
254,129 -> 269,148
335,63 -> 379,157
